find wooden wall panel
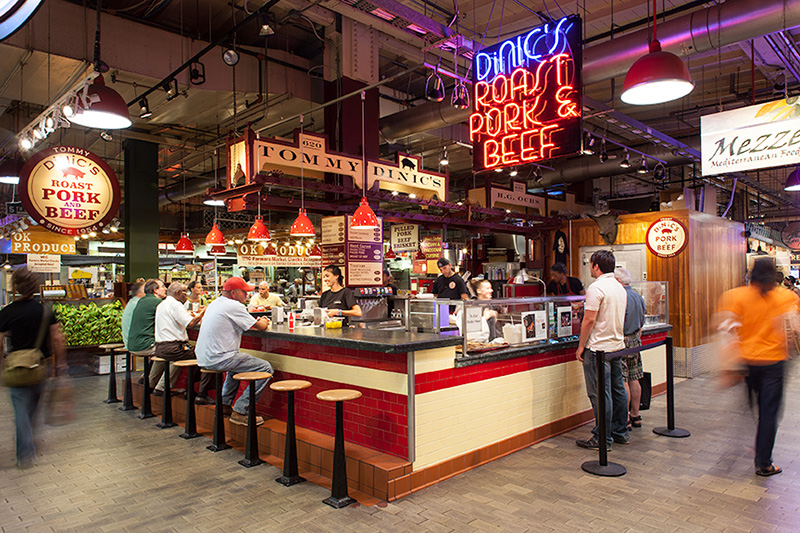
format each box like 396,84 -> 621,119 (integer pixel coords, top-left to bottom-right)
558,210 -> 744,349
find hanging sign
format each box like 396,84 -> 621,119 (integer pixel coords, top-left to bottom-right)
346,214 -> 383,287
489,181 -> 543,211
470,15 -> 582,171
5,201 -> 24,215
390,224 -> 419,252
781,221 -> 800,250
19,146 -> 121,236
27,254 -> 61,273
646,217 -> 688,258
701,97 -> 800,176
237,242 -> 323,268
0,0 -> 44,41
11,226 -> 77,254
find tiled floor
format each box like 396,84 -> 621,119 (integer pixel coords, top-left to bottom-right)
2,361 -> 799,532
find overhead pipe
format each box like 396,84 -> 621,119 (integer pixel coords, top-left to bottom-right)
379,0 -> 800,142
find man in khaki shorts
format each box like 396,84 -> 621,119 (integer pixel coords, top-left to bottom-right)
615,268 -> 647,429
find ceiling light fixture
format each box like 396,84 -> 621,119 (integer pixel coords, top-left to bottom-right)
100,130 -> 113,142
139,97 -> 152,119
291,115 -> 316,237
637,156 -> 649,174
309,244 -> 322,259
247,191 -> 271,242
509,167 -> 518,177
164,79 -> 179,101
452,80 -> 470,109
222,48 -> 240,66
205,223 -> 225,245
619,150 -> 631,168
582,134 -> 596,155
784,166 -> 800,191
350,91 -> 380,230
208,245 -> 227,256
599,141 -> 608,163
69,74 -> 132,130
440,147 -> 449,166
621,0 -> 694,105
385,246 -> 396,259
189,61 -> 206,85
415,248 -> 427,261
425,69 -> 445,102
259,14 -> 275,37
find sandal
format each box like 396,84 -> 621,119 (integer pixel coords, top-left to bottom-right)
630,415 -> 642,428
755,464 -> 782,477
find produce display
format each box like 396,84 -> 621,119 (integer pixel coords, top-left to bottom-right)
53,301 -> 123,346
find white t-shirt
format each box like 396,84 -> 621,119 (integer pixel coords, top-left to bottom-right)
195,296 -> 256,367
154,295 -> 192,342
584,272 -> 626,352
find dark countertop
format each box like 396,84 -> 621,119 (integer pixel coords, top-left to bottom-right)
243,324 -> 464,354
455,323 -> 673,368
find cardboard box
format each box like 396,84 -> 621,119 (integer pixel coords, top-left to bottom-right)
89,354 -> 129,375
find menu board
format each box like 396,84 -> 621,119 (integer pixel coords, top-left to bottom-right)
322,244 -> 345,267
347,262 -> 383,286
390,224 -> 419,252
345,215 -> 383,287
321,216 -> 346,244
28,253 -> 61,273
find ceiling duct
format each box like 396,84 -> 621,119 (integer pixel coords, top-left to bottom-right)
379,0 -> 800,142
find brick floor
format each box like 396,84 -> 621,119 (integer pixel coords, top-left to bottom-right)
2,362 -> 799,531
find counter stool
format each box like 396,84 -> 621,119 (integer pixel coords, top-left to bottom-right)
233,372 -> 272,468
132,348 -> 156,419
317,389 -> 362,508
202,369 -> 231,452
173,360 -> 200,439
151,356 -> 177,429
99,343 -> 124,404
116,347 -> 136,411
271,380 -> 311,486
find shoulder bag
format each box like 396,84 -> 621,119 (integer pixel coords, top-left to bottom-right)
1,306 -> 50,388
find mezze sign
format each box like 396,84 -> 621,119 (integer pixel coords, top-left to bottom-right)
701,97 -> 800,176
19,146 -> 120,236
470,16 -> 582,171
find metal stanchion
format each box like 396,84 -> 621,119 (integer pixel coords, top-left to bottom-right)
582,350 -> 626,477
653,337 -> 690,438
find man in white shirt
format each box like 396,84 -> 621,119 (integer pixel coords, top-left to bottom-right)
248,281 -> 286,311
196,277 -> 272,427
575,250 -> 629,451
151,282 -> 213,403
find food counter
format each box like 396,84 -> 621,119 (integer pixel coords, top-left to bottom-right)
190,284 -> 670,500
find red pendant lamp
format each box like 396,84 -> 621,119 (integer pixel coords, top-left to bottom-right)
247,216 -> 271,241
205,223 -> 225,245
309,244 -> 322,258
415,247 -> 427,261
175,233 -> 194,254
350,91 -> 379,230
385,246 -> 396,259
69,75 -> 132,130
208,245 -> 227,255
620,0 -> 693,105
290,115 -> 316,238
263,242 -> 278,256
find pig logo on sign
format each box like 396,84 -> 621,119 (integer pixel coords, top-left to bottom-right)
401,157 -> 416,170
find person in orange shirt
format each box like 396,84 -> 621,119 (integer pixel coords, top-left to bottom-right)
717,258 -> 799,477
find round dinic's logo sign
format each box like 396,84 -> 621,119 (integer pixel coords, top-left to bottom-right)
646,217 -> 688,258
781,221 -> 800,250
19,146 -> 121,236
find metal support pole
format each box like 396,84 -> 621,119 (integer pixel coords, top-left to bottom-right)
179,366 -> 200,439
207,372 -> 231,452
276,390 -> 305,485
582,350 -> 626,477
654,337 -> 691,438
103,350 -> 120,404
323,401 -> 357,508
156,360 -> 177,429
137,356 -> 155,419
120,351 -> 136,411
239,383 -> 263,467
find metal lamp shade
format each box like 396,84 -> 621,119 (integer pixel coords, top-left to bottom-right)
205,223 -> 225,245
247,216 -> 271,241
621,41 -> 694,105
69,75 -> 132,129
350,197 -> 379,229
385,247 -> 396,259
290,208 -> 315,237
208,245 -> 227,255
785,167 -> 800,191
175,234 -> 195,254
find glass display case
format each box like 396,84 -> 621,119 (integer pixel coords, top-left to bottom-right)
629,281 -> 669,326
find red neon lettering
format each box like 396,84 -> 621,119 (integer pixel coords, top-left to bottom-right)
510,68 -> 529,100
469,113 -> 484,142
486,108 -> 503,137
520,130 -> 540,161
491,75 -> 508,104
504,103 -> 522,132
475,82 -> 491,110
484,140 -> 501,167
539,124 -> 559,159
501,134 -> 520,165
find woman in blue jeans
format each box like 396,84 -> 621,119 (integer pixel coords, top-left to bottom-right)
0,268 -> 65,468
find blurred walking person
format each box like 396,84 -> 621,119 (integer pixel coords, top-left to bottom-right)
716,258 -> 799,476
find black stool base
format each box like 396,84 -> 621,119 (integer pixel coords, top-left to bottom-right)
156,421 -> 178,429
103,397 -> 122,404
238,457 -> 263,468
653,427 -> 690,438
136,412 -> 156,420
207,443 -> 231,452
119,404 -> 137,411
322,496 -> 357,509
180,431 -> 201,439
276,475 -> 306,487
581,460 -> 626,477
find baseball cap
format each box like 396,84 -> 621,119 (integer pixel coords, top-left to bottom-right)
437,257 -> 451,268
223,277 -> 255,292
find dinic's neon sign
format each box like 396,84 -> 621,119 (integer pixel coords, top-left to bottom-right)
470,16 -> 582,172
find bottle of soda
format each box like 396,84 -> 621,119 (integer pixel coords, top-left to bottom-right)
288,310 -> 295,331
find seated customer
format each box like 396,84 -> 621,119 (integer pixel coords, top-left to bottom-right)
152,282 -> 214,404
184,280 -> 208,313
195,277 -> 272,426
248,281 -> 285,311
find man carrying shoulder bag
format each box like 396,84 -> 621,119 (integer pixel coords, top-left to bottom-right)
0,268 -> 66,469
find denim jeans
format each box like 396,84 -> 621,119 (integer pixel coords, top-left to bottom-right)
746,360 -> 785,469
207,352 -> 274,415
583,350 -> 629,443
10,382 -> 44,465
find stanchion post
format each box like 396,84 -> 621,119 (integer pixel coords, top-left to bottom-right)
581,350 -> 626,477
654,336 -> 690,438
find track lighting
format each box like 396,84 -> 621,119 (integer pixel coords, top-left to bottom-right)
100,130 -> 113,142
582,134 -> 596,155
164,79 -> 179,101
425,70 -> 445,102
653,163 -> 667,181
440,147 -> 449,166
451,80 -> 470,109
509,167 -> 518,177
222,48 -> 240,67
637,156 -> 648,174
259,14 -> 275,36
599,141 -> 608,163
619,150 -> 631,168
139,97 -> 152,118
190,61 -> 206,85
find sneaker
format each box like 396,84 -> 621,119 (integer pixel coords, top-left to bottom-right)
171,388 -> 186,397
222,404 -> 233,416
152,389 -> 164,397
576,436 -> 611,451
613,435 -> 631,445
195,395 -> 213,405
230,411 -> 264,427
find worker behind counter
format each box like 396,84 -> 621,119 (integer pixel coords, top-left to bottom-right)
432,258 -> 469,301
248,281 -> 286,312
320,265 -> 362,324
547,262 -> 586,296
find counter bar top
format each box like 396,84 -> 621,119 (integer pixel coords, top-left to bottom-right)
245,324 -> 464,353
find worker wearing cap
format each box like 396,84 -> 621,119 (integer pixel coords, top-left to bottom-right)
195,277 -> 273,427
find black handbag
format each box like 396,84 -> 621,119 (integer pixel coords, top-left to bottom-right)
2,307 -> 50,388
639,371 -> 652,410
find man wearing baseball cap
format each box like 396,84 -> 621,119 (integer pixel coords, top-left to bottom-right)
196,277 -> 273,426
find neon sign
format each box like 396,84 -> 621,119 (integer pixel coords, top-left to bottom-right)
470,16 -> 582,171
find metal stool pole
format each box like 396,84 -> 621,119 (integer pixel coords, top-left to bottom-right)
178,362 -> 200,439
271,380 -> 311,486
239,380 -> 264,468
206,371 -> 231,452
101,344 -> 123,404
654,337 -> 690,438
582,350 -> 626,477
154,357 -> 177,429
119,349 -> 136,411
137,353 -> 155,419
318,389 -> 361,509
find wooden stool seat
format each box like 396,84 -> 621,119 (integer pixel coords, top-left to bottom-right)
173,359 -> 198,367
317,389 -> 361,403
272,380 -> 312,487
201,368 -> 224,373
151,356 -> 166,363
114,347 -> 128,353
99,342 -> 125,351
233,371 -> 272,381
270,379 -> 311,392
